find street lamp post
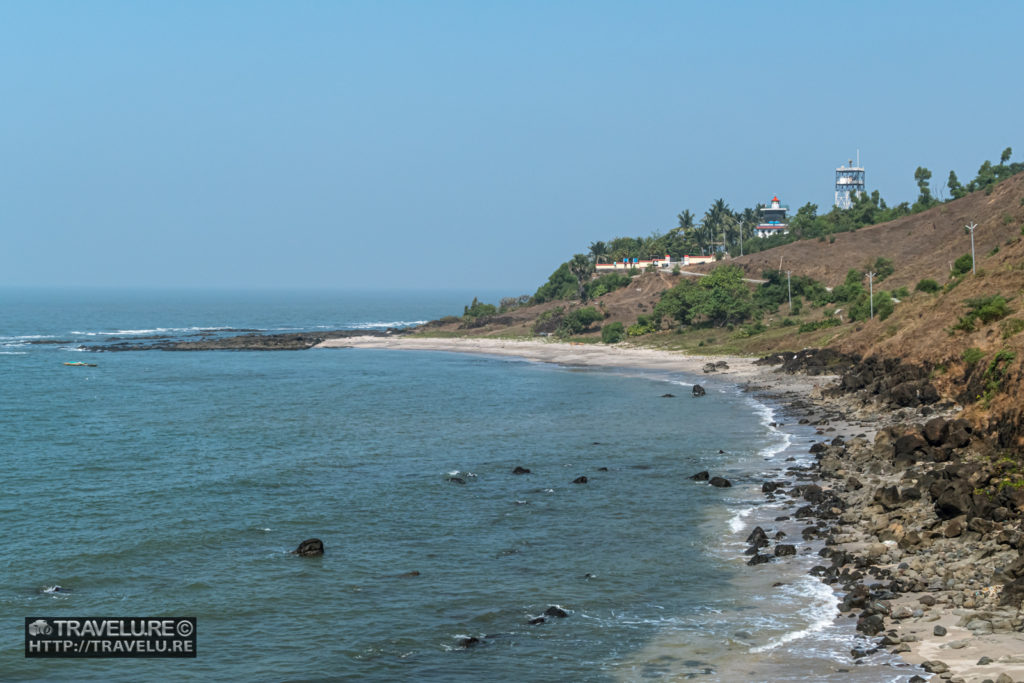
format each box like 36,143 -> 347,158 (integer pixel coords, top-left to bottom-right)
866,271 -> 876,319
786,270 -> 792,312
966,222 -> 978,274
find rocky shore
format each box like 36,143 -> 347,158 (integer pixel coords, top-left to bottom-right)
751,349 -> 1024,683
83,328 -> 404,352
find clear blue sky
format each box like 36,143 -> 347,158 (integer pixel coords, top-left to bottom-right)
2,1 -> 1021,294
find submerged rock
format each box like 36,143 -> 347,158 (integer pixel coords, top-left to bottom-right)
572,476 -> 588,484
512,466 -> 531,475
544,606 -> 569,618
690,471 -> 710,481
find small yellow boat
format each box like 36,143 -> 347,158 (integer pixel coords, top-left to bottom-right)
64,361 -> 97,367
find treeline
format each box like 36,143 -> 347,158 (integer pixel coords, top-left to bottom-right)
459,147 -> 1021,319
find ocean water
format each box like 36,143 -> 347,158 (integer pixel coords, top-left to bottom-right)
1,289 -> 920,681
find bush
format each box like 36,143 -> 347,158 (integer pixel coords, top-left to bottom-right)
952,253 -> 974,277
585,272 -> 632,299
601,322 -> 625,344
735,321 -> 767,337
962,347 -> 985,366
954,294 -> 1012,331
781,317 -> 797,326
893,286 -> 910,299
798,317 -> 841,333
872,257 -> 895,282
463,297 -> 497,319
916,279 -> 940,293
626,314 -> 657,337
1001,318 -> 1024,339
557,306 -> 603,336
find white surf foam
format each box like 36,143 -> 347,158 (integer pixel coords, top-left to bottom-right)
69,326 -> 233,337
0,351 -> 27,355
728,506 -> 755,534
748,575 -> 839,653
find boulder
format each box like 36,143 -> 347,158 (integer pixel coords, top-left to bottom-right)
703,363 -> 717,373
746,553 -> 772,566
923,417 -> 948,446
512,466 -> 531,475
692,385 -> 706,397
709,477 -> 732,488
660,393 -> 676,398
690,471 -> 710,481
293,538 -> 324,556
774,544 -> 796,557
746,526 -> 769,547
714,360 -> 729,370
572,476 -> 588,484
544,606 -> 569,618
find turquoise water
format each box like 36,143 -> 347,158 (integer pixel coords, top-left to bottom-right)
1,290 -> 916,681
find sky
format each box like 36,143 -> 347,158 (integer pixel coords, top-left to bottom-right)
2,1 -> 1022,294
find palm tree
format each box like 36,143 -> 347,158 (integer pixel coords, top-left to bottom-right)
588,241 -> 608,263
569,253 -> 594,302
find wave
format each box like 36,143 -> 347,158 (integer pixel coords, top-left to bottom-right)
748,575 -> 838,653
0,334 -> 56,341
69,326 -> 235,337
0,351 -> 28,355
346,320 -> 428,330
728,506 -> 755,534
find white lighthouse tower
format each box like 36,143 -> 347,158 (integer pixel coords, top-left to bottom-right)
835,153 -> 866,209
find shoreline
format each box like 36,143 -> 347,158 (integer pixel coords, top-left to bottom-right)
320,336 -> 1024,682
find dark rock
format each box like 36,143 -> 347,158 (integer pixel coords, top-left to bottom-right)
692,384 -> 706,397
919,595 -> 937,606
893,433 -> 928,460
709,477 -> 732,488
690,471 -> 710,481
293,538 -> 324,556
512,466 -> 531,475
856,613 -> 885,636
703,363 -> 717,373
528,616 -> 546,625
920,660 -> 948,674
449,477 -> 466,485
572,476 -> 588,484
544,606 -> 569,618
746,553 -> 772,566
977,655 -> 994,665
923,417 -> 948,446
933,625 -> 947,636
746,527 -> 769,547
397,570 -> 420,578
660,393 -> 676,398
459,636 -> 481,649
874,485 -> 906,511
774,544 -> 796,557
762,481 -> 785,494
715,360 -> 729,369
597,467 -> 609,472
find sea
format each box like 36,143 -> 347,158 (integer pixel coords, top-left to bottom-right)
0,288 -> 922,682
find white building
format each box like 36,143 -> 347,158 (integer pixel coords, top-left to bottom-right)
594,254 -> 715,272
754,196 -> 789,238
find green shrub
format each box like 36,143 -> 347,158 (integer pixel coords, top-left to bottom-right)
798,318 -> 841,333
954,294 -> 1012,332
1001,318 -> 1024,339
872,257 -> 895,282
463,297 -> 497,319
781,317 -> 797,326
916,278 -> 940,293
893,286 -> 910,299
952,253 -> 974,277
962,347 -> 984,366
735,321 -> 767,337
982,350 -> 1017,406
601,322 -> 625,344
557,306 -> 604,336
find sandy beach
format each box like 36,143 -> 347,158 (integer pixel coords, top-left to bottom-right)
320,336 -> 1024,683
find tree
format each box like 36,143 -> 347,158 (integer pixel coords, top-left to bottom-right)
914,166 -> 934,209
1001,147 -> 1013,164
588,241 -> 608,262
947,170 -> 966,199
569,253 -> 595,302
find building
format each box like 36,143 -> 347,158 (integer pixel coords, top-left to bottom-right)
835,158 -> 866,209
754,196 -> 789,238
594,254 -> 714,272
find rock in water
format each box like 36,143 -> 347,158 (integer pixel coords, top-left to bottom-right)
544,606 -> 569,618
774,544 -> 796,557
709,477 -> 732,488
660,393 -> 676,398
692,385 -> 706,397
689,471 -> 710,481
293,538 -> 324,556
572,476 -> 588,484
512,466 -> 531,475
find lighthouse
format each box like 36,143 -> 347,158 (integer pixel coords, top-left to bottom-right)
754,196 -> 789,238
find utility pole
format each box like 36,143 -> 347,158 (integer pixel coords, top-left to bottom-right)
966,222 -> 978,274
866,271 -> 876,319
786,270 -> 792,312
